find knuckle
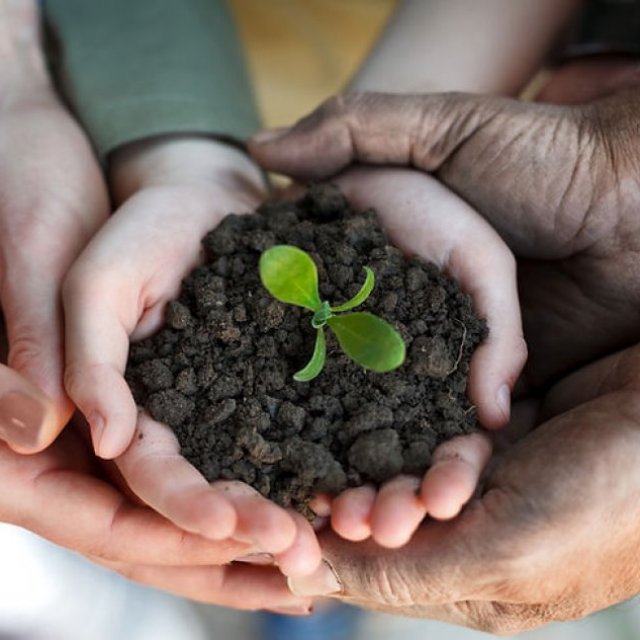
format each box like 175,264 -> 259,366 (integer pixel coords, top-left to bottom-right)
8,331 -> 49,373
360,562 -> 420,608
511,334 -> 529,371
318,94 -> 349,119
63,360 -> 108,397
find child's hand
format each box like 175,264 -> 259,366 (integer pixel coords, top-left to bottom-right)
315,167 -> 525,548
62,137 -> 321,576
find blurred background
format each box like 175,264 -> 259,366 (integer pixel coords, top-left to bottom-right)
2,1 -> 640,638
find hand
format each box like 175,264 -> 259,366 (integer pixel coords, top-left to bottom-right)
0,255 -> 311,616
62,137 -> 322,575
249,87 -> 640,390
0,417 -> 312,614
318,166 -> 524,547
0,361 -> 57,455
286,345 -> 640,633
0,0 -> 108,450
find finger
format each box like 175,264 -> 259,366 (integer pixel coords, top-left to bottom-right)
216,481 -> 298,555
116,413 -> 237,541
370,475 -> 426,548
4,436 -> 248,566
249,92 -> 522,181
309,492 -> 332,517
0,363 -> 58,453
337,169 -> 525,429
63,260 -> 140,460
273,510 -> 322,577
330,485 -> 376,541
2,274 -> 74,447
97,559 -> 312,613
250,93 -> 588,259
421,433 -> 492,520
288,521 -> 483,602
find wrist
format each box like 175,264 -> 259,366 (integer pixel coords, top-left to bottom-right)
108,135 -> 266,205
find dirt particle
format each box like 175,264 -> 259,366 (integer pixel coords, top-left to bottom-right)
125,185 -> 486,514
348,429 -> 404,483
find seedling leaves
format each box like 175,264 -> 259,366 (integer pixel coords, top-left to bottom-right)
293,327 -> 326,382
259,245 -> 321,311
328,312 -> 406,373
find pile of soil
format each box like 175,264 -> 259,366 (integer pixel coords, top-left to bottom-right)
126,185 -> 487,514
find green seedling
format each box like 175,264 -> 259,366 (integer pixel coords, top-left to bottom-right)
259,245 -> 406,382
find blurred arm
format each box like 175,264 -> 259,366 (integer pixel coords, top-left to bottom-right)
351,0 -> 583,95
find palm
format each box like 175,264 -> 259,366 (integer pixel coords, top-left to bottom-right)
518,249 -> 640,390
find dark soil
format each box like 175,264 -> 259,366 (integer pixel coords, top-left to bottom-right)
126,185 -> 487,515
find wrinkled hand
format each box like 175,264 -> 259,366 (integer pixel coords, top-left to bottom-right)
62,137 -> 322,577
319,167 -> 524,548
250,68 -> 640,629
0,0 -> 108,450
287,345 -> 640,633
249,86 -> 640,390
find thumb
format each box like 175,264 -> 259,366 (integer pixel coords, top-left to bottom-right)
2,275 -> 74,451
286,518 -> 492,608
250,92 -> 564,179
250,92 -> 586,257
0,362 -> 58,453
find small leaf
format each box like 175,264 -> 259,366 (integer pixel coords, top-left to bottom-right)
259,245 -> 322,311
328,312 -> 405,373
293,328 -> 327,382
331,267 -> 375,313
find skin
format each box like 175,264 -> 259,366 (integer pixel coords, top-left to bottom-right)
0,411 -> 312,613
63,130 -> 525,557
62,135 -> 324,576
249,68 -> 640,630
324,167 -> 524,546
0,0 -> 108,448
0,1 -> 313,610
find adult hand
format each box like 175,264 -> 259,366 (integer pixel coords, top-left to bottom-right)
249,87 -> 640,390
0,416 -> 312,614
0,0 -> 109,450
63,137 -> 322,575
0,363 -> 57,455
321,166 -> 524,547
286,345 -> 640,633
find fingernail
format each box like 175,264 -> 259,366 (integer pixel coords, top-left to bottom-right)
251,127 -> 289,145
0,391 -> 46,449
287,560 -> 341,597
266,604 -> 313,616
235,553 -> 275,566
88,411 -> 106,455
497,384 -> 511,421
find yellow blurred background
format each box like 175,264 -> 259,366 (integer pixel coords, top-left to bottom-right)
229,0 -> 397,127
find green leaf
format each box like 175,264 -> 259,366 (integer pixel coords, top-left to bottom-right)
328,312 -> 405,373
331,267 -> 375,313
293,327 -> 327,381
259,245 -> 322,311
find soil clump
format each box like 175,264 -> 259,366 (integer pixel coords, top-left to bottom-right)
126,185 -> 487,514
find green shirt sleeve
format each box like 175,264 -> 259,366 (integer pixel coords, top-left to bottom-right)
44,0 -> 260,159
